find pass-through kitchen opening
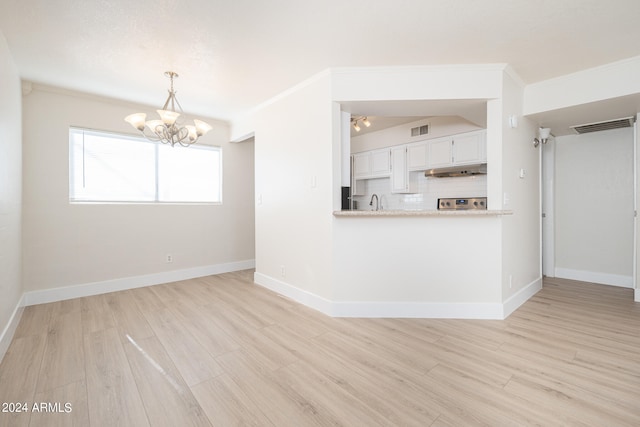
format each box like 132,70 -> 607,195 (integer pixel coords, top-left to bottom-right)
346,115 -> 488,212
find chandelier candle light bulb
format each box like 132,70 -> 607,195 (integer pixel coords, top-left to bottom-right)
125,71 -> 212,147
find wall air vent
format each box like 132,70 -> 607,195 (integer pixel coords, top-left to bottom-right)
570,117 -> 634,134
411,124 -> 429,137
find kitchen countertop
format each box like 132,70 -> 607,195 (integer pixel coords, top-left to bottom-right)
333,209 -> 513,217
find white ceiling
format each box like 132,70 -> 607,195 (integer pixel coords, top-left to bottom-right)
2,0 -> 640,124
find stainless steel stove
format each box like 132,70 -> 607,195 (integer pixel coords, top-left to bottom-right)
438,197 -> 487,210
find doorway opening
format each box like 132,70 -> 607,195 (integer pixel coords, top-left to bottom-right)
542,126 -> 635,291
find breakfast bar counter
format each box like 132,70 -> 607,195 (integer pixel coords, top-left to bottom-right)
333,209 -> 512,217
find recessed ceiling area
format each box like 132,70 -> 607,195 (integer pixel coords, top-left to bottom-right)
343,99 -> 488,137
348,116 -> 421,137
344,92 -> 640,138
526,92 -> 640,136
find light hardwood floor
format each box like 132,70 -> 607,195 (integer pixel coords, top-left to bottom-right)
1,271 -> 639,426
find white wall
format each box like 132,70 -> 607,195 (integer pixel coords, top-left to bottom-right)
332,65 -> 505,102
246,65 -> 541,319
332,216 -> 502,304
555,127 -> 634,287
253,73 -> 335,300
499,71 -> 542,302
330,66 -> 513,317
524,55 -> 640,115
22,85 -> 255,293
0,31 -> 23,358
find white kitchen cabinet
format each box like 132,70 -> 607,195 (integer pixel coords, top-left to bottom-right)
350,130 -> 485,197
427,130 -> 486,168
351,178 -> 365,196
370,149 -> 391,176
427,137 -> 453,168
406,142 -> 428,171
352,148 -> 391,178
452,131 -> 486,165
350,155 -> 365,196
352,152 -> 371,177
391,146 -> 417,193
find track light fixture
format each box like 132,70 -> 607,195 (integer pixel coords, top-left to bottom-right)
533,127 -> 551,147
351,116 -> 371,132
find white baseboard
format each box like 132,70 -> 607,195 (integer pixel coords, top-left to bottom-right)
554,268 -> 633,288
254,272 -> 530,320
331,301 -> 504,319
254,272 -> 333,315
502,277 -> 543,319
635,288 -> 640,302
23,259 -> 256,306
0,295 -> 25,363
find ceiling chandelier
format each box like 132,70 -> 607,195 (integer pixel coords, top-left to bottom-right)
125,71 -> 212,147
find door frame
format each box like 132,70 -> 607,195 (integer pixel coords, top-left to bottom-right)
541,123 -> 638,299
541,139 -> 555,278
634,115 -> 639,301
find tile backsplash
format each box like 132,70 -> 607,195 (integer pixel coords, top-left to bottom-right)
351,173 -> 487,211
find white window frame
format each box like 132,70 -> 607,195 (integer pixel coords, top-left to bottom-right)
69,127 -> 222,204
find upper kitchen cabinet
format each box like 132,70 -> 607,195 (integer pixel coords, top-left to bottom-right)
391,146 -> 418,193
427,130 -> 486,168
406,142 -> 429,171
352,152 -> 370,177
427,137 -> 453,168
353,148 -> 391,179
452,130 -> 486,165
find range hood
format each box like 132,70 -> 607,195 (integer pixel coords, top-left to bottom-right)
425,163 -> 487,178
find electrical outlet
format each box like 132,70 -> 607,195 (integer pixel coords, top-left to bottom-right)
509,274 -> 513,289
280,265 -> 286,277
166,254 -> 173,263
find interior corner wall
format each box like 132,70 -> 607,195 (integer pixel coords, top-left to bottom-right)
500,72 -> 542,303
253,74 -> 334,300
0,32 -> 23,347
21,86 -> 255,293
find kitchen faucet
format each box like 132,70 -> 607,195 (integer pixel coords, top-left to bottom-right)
369,193 -> 379,211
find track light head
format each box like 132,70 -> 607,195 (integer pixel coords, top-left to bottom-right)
533,127 -> 552,148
